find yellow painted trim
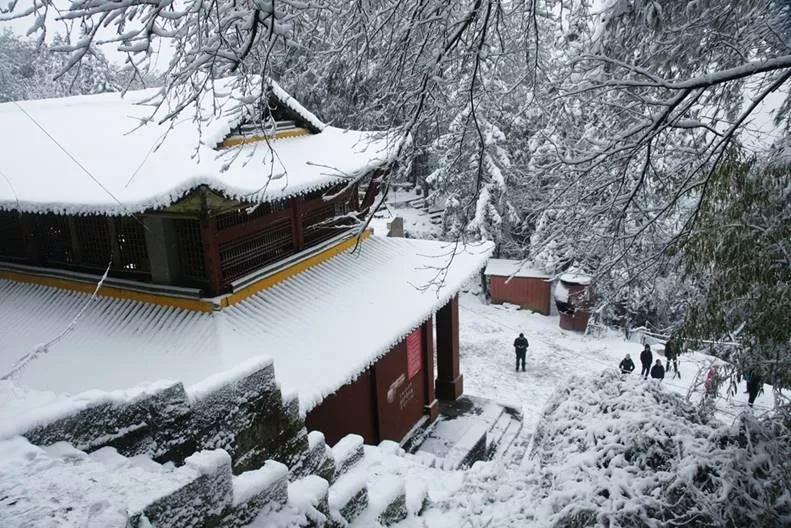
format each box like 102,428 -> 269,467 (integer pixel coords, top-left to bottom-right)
0,231 -> 371,313
0,270 -> 215,313
219,230 -> 372,309
219,128 -> 309,149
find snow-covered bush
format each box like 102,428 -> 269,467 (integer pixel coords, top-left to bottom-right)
530,370 -> 790,527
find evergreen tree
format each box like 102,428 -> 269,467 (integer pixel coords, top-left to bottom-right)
680,156 -> 791,390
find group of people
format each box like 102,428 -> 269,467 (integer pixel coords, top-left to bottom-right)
619,341 -> 681,381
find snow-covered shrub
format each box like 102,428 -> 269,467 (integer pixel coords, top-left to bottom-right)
530,370 -> 791,528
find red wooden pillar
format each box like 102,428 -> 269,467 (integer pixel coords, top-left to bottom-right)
435,294 -> 463,400
422,318 -> 439,421
360,170 -> 384,213
199,215 -> 223,296
290,197 -> 305,251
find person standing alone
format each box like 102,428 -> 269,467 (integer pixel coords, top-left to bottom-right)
514,333 -> 529,372
640,344 -> 653,379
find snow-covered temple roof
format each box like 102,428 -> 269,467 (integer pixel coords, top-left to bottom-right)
0,236 -> 493,425
0,79 -> 400,215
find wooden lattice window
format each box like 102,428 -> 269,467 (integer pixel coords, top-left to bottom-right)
0,211 -> 26,261
175,219 -> 206,281
74,215 -> 113,269
303,202 -> 345,247
215,200 -> 288,231
34,214 -> 73,266
219,217 -> 294,284
113,217 -> 149,274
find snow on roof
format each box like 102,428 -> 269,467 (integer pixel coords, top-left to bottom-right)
0,79 -> 399,215
0,236 -> 493,419
559,273 -> 592,285
483,259 -> 549,279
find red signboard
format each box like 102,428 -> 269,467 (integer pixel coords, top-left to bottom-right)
406,327 -> 422,379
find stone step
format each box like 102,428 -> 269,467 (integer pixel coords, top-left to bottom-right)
225,460 -> 290,527
486,411 -> 513,456
331,434 -> 365,481
442,421 -> 489,470
292,431 -> 335,484
288,475 -> 330,527
328,467 -> 369,526
349,474 -> 407,527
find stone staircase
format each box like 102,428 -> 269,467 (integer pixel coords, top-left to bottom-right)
405,396 -> 525,471
365,181 -> 444,228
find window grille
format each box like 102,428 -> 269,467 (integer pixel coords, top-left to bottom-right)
74,215 -> 113,269
303,200 -> 353,248
34,214 -> 73,266
0,211 -> 26,261
216,202 -> 276,231
113,217 -> 150,274
219,217 -> 294,284
175,219 -> 206,281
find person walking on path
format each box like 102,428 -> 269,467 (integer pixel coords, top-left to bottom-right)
665,338 -> 680,378
745,372 -> 763,407
650,359 -> 665,381
619,354 -> 635,374
514,333 -> 529,372
640,344 -> 653,379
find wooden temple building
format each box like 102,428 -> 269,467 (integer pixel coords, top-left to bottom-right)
0,80 -> 492,446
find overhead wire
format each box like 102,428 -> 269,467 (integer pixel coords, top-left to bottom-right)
11,101 -> 147,230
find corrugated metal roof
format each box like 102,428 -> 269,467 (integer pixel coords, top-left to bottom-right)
0,237 -> 492,414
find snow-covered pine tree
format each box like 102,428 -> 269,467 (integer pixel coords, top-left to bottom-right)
426,104 -> 519,255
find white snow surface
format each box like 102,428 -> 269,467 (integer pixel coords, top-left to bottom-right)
558,273 -> 592,285
232,460 -> 289,506
0,79 -> 399,215
484,259 -> 549,279
0,437 -> 198,528
0,236 -> 493,426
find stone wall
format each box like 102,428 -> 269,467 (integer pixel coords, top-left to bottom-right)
22,359 -> 308,475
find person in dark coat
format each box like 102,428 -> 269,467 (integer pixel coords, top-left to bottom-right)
640,344 -> 653,379
650,359 -> 665,381
513,333 -> 529,372
665,338 -> 680,378
619,354 -> 635,374
746,372 -> 763,407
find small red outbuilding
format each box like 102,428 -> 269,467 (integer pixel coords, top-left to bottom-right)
484,259 -> 552,315
555,274 -> 594,332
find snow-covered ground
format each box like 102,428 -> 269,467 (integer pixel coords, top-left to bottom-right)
357,292 -> 777,528
457,294 -> 774,429
368,186 -> 442,239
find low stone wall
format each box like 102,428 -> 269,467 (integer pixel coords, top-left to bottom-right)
18,357 -> 309,475
126,449 -> 291,528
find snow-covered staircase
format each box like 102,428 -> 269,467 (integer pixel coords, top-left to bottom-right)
406,396 -> 525,470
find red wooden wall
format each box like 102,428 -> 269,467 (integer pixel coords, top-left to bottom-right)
488,276 -> 551,315
306,322 -> 430,446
